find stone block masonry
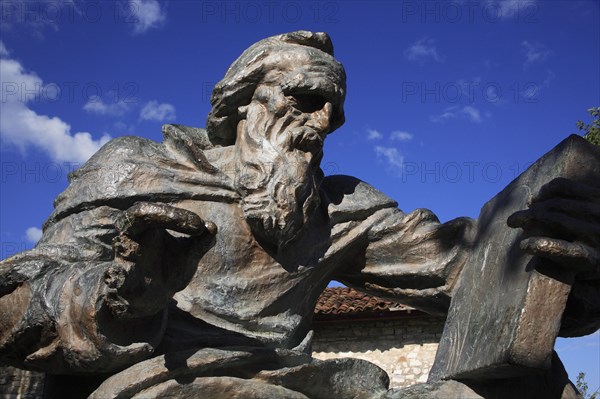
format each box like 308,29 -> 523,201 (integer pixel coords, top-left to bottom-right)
312,315 -> 445,388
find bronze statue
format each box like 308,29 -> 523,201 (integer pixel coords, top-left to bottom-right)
1,31 -> 598,398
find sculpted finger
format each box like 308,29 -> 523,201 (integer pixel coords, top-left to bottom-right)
532,177 -> 600,204
520,236 -> 600,273
537,198 -> 600,220
515,198 -> 600,224
116,202 -> 208,237
507,209 -> 531,229
507,206 -> 600,241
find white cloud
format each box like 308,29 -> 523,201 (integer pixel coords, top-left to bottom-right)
140,100 -> 176,121
129,0 -> 167,34
375,146 -> 404,174
430,106 -> 459,123
521,40 -> 553,67
26,227 -> 43,243
495,0 -> 537,19
391,131 -> 414,141
367,129 -> 383,140
0,55 -> 111,163
461,106 -> 482,123
0,41 -> 9,57
431,106 -> 483,124
404,38 -> 445,63
0,59 -> 42,99
83,95 -> 130,116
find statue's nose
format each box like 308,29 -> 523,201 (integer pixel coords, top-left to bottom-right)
312,102 -> 333,134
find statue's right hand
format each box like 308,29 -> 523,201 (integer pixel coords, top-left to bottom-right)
105,202 -> 216,319
114,202 -> 215,238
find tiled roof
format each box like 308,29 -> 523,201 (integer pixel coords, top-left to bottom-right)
314,287 -> 413,316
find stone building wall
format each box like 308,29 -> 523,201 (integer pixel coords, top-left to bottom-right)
0,366 -> 44,399
312,315 -> 445,389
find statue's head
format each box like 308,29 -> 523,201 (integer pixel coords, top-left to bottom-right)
207,31 -> 347,249
207,30 -> 346,147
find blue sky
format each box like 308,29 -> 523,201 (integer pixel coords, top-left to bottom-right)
1,0 -> 598,391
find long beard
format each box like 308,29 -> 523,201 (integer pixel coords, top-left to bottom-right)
233,112 -> 322,249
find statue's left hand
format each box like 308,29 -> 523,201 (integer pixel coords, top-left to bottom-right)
508,177 -> 600,276
105,202 -> 217,318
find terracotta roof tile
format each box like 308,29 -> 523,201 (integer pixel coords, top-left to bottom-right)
314,287 -> 412,315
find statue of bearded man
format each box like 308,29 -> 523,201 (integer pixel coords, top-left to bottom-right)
1,31 -> 599,398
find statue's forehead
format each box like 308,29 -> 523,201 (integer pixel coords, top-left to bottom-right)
259,47 -> 345,99
265,46 -> 313,63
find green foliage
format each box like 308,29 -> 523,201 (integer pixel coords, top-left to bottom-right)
576,372 -> 599,399
576,107 -> 600,146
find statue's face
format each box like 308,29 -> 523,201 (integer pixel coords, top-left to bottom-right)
233,57 -> 338,248
248,83 -> 333,161
244,46 -> 341,162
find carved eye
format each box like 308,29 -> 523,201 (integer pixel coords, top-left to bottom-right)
287,94 -> 327,113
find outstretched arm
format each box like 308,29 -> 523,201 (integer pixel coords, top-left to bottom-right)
321,175 -> 474,316
332,180 -> 598,333
333,206 -> 474,316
